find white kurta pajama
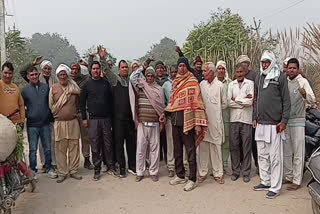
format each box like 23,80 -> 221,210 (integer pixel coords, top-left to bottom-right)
199,78 -> 227,178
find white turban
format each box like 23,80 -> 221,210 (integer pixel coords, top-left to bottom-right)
40,60 -> 53,70
283,57 -> 292,65
80,65 -> 89,75
216,60 -> 229,80
236,55 -> 251,64
260,50 -> 281,88
56,64 -> 71,76
131,60 -> 139,68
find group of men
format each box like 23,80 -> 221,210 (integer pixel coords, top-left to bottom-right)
0,45 -> 316,198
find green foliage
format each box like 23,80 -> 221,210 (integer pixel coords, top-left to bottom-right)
26,32 -> 80,69
139,37 -> 179,66
15,125 -> 24,162
1,30 -> 36,88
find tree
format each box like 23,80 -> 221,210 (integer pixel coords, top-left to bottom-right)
139,37 -> 179,66
183,8 -> 251,72
26,33 -> 80,69
2,30 -> 36,87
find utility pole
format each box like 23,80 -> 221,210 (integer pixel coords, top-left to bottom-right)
0,0 -> 5,65
252,17 -> 262,54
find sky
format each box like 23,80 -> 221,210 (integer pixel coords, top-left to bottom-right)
4,0 -> 320,61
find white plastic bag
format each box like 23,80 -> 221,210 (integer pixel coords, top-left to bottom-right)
0,114 -> 17,162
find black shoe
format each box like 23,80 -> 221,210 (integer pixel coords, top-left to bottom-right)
243,176 -> 250,183
107,168 -> 119,177
266,191 -> 280,199
231,174 -> 239,181
56,175 -> 67,183
119,168 -> 126,178
93,171 -> 100,181
84,157 -> 94,170
70,173 -> 83,180
253,184 -> 270,191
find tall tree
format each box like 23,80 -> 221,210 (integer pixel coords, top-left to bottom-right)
139,37 -> 179,66
2,30 -> 36,87
26,33 -> 80,69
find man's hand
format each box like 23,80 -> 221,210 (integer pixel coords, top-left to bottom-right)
107,60 -> 113,66
159,113 -> 166,123
252,120 -> 257,128
97,45 -> 107,59
246,94 -> 253,99
148,56 -> 155,62
276,122 -> 286,133
195,125 -> 202,136
298,88 -> 306,99
33,56 -> 42,66
175,46 -> 181,53
82,120 -> 88,128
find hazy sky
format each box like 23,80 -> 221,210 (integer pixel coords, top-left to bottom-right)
5,0 -> 320,61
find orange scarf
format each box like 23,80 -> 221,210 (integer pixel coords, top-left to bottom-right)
165,72 -> 208,146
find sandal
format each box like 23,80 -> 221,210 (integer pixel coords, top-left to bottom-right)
214,177 -> 225,184
287,183 -> 300,191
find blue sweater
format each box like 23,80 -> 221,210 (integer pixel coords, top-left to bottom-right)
22,82 -> 52,127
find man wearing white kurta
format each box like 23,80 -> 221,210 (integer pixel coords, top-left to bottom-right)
284,58 -> 316,191
228,64 -> 254,183
253,51 -> 291,199
198,62 -> 227,184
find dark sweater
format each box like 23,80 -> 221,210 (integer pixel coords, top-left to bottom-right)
112,81 -> 132,121
254,72 -> 291,125
80,78 -> 113,120
21,82 -> 52,127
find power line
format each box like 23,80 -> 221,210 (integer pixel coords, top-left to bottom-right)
259,0 -> 305,21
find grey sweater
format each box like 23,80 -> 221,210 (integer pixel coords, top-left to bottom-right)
254,72 -> 291,125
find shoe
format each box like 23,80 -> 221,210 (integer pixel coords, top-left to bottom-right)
282,179 -> 293,184
169,176 -> 187,185
243,176 -> 250,183
135,176 -> 144,182
70,173 -> 83,180
46,169 -> 58,179
287,183 -> 301,191
56,175 -> 67,183
168,170 -> 175,178
93,172 -> 100,181
184,181 -> 197,192
52,165 -> 58,171
150,175 -> 159,182
84,157 -> 94,170
119,168 -> 126,178
253,184 -> 270,191
107,169 -> 119,177
266,191 -> 280,199
198,176 -> 207,184
102,165 -> 108,173
128,168 -> 137,176
38,167 -> 46,173
231,174 -> 239,181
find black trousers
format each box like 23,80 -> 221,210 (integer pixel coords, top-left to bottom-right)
252,128 -> 259,168
114,119 -> 136,170
172,126 -> 196,182
88,118 -> 115,172
160,130 -> 167,163
230,122 -> 252,177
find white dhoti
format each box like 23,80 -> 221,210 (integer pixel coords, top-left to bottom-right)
255,124 -> 285,193
198,141 -> 223,178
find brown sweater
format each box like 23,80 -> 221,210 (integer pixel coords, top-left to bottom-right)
137,89 -> 158,123
50,84 -> 79,121
0,80 -> 25,124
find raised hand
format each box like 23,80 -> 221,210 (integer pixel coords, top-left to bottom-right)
33,56 -> 42,66
97,45 -> 107,59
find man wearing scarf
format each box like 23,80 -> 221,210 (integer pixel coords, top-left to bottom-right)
216,60 -> 232,172
228,63 -> 254,183
198,62 -> 227,185
176,46 -> 203,83
129,65 -> 165,182
284,58 -> 315,191
166,57 -> 208,192
70,62 -> 94,170
94,46 -> 137,178
253,50 -> 291,199
49,64 -> 82,183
